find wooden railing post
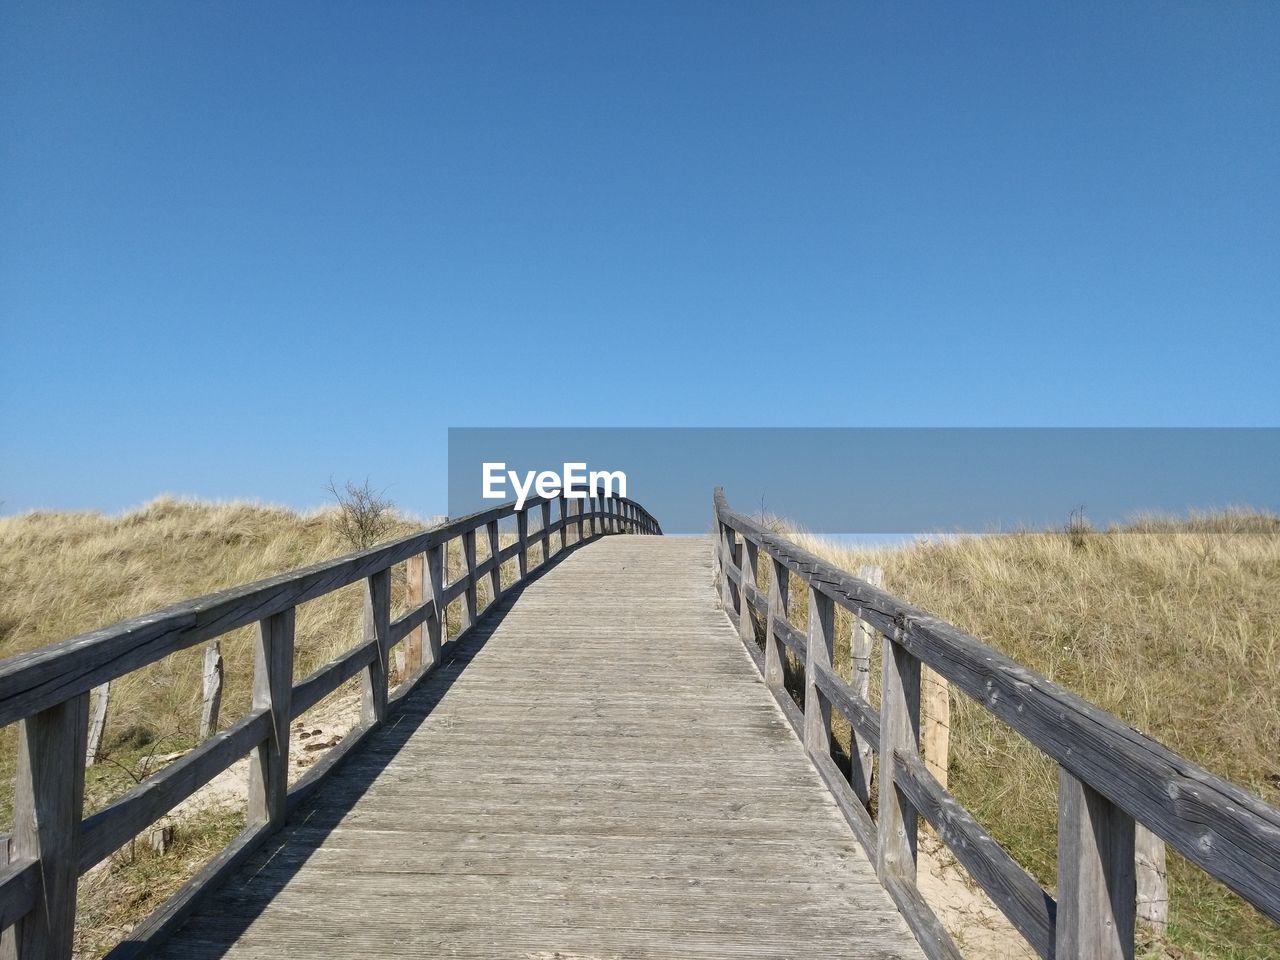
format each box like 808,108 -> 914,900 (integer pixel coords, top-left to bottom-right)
765,557 -> 788,692
360,567 -> 391,726
540,500 -> 552,562
461,529 -> 478,630
558,494 -> 569,549
1057,768 -> 1137,959
516,509 -> 530,579
403,556 -> 425,674
425,544 -> 444,664
718,521 -> 740,614
876,623 -> 921,885
851,565 -> 882,806
737,536 -> 759,652
248,606 -> 294,828
86,681 -> 110,764
199,640 -> 224,741
12,693 -> 88,959
804,585 -> 835,758
575,495 -> 587,542
485,520 -> 501,605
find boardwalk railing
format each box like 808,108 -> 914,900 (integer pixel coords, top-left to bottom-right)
712,488 -> 1280,960
0,490 -> 660,958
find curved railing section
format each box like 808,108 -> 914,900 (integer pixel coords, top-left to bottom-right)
713,487 -> 1279,960
0,489 -> 660,957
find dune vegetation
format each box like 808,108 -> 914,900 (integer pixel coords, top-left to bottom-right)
770,511 -> 1280,959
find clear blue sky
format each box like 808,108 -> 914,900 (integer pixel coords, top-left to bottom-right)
3,3 -> 1277,516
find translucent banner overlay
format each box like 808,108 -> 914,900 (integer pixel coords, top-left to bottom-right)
447,428 -> 1280,534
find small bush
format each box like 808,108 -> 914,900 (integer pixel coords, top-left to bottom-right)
325,478 -> 397,551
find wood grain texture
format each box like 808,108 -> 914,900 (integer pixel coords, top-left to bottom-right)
153,537 -> 924,960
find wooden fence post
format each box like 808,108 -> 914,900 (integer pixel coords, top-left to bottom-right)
516,510 -> 530,580
360,568 -> 391,727
1056,768 -> 1137,959
461,529 -> 478,630
804,585 -> 835,758
12,692 -> 89,959
541,500 -> 552,563
718,522 -> 740,615
764,557 -> 788,692
558,494 -> 569,549
425,544 -> 444,664
737,536 -> 759,652
851,565 -> 881,805
876,623 -> 921,884
1136,825 -> 1169,935
403,556 -> 425,675
485,520 -> 501,605
86,681 -> 110,765
199,639 -> 224,741
248,607 -> 294,828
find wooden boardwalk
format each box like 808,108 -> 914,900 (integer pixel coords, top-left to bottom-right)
157,536 -> 923,959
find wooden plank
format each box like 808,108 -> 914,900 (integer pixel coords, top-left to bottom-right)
894,749 -> 1055,959
292,642 -> 376,719
804,585 -> 835,759
79,710 -> 271,871
851,564 -> 882,805
812,661 -> 879,752
764,557 -> 787,692
877,628 -> 920,885
11,692 -> 88,959
248,608 -> 294,828
1136,824 -> 1168,934
485,520 -> 501,605
154,537 -> 924,960
714,489 -> 1280,923
461,529 -> 478,629
1057,768 -> 1136,960
0,858 -> 39,934
403,555 -> 425,674
86,680 -> 110,764
359,569 -> 391,727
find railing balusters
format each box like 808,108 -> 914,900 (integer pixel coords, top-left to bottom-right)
11,693 -> 88,958
461,529 -> 478,629
558,494 -> 569,549
737,536 -> 759,652
876,622 -> 921,886
1057,768 -> 1137,960
404,556 -> 425,674
516,509 -> 530,579
765,557 -> 788,693
540,500 -> 552,561
248,607 -> 294,828
425,543 -> 444,664
804,585 -> 835,759
485,520 -> 501,604
360,568 -> 391,726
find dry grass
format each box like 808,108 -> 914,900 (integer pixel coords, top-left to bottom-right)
764,510 -> 1280,959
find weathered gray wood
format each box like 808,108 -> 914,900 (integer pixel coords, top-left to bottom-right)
894,749 -> 1055,959
812,661 -> 879,753
713,489 -> 1280,925
154,537 -> 922,960
540,500 -> 552,561
485,520 -> 501,605
359,569 -> 391,727
804,585 -> 835,759
12,693 -> 88,959
718,522 -> 739,614
424,544 -> 444,666
402,555 -> 425,674
461,529 -> 478,629
85,680 -> 110,765
877,628 -> 921,886
851,564 -> 881,805
764,557 -> 787,692
199,640 -> 224,741
516,510 -> 530,579
248,608 -> 295,828
1135,824 -> 1168,934
0,857 -> 39,934
80,710 -> 272,871
737,537 -> 759,653
1057,768 -> 1136,960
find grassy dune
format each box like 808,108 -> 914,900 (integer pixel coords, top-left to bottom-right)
775,513 -> 1280,959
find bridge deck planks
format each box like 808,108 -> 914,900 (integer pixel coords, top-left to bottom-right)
157,536 -> 924,959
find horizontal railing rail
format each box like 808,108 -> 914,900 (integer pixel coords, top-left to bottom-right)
713,487 -> 1280,960
0,488 -> 660,958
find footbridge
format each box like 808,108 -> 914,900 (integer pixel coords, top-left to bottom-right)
0,490 -> 1276,959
